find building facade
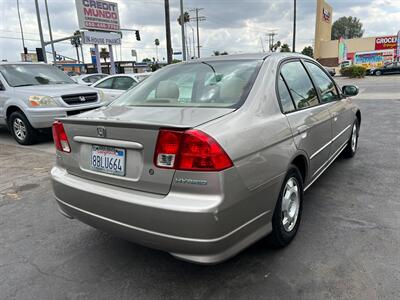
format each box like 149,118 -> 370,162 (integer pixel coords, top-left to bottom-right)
314,0 -> 399,67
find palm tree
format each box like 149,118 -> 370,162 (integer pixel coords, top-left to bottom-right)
154,39 -> 160,61
99,48 -> 110,63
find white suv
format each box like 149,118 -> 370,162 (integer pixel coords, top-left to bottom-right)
0,62 -> 104,145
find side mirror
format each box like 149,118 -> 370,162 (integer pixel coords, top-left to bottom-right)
0,82 -> 5,91
342,85 -> 359,97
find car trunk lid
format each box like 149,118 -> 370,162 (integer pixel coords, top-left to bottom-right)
58,106 -> 234,195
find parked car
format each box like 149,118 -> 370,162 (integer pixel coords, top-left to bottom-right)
72,73 -> 108,86
0,62 -> 104,145
371,62 -> 400,76
51,53 -> 361,264
91,73 -> 150,101
323,66 -> 336,76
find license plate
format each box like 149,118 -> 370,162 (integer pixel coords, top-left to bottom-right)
90,145 -> 126,176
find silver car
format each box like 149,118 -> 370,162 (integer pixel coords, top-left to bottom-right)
0,62 -> 103,145
51,53 -> 361,264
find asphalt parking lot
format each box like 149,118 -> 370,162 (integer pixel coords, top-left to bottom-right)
1,75 -> 399,299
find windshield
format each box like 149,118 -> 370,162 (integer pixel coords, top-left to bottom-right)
0,64 -> 75,87
112,60 -> 262,108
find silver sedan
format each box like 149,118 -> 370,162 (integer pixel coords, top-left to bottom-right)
51,53 -> 361,264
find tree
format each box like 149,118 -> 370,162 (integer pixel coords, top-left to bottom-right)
177,11 -> 190,25
280,43 -> 291,52
331,16 -> 364,40
142,58 -> 152,63
99,48 -> 109,63
154,39 -> 160,61
301,46 -> 314,58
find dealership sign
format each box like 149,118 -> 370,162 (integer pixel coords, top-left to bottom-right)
82,31 -> 121,45
375,36 -> 398,50
75,0 -> 120,32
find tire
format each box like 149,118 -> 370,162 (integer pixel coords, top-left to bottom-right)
8,111 -> 37,145
342,119 -> 359,158
375,70 -> 382,76
270,165 -> 303,247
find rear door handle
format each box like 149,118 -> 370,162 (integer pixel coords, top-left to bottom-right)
332,112 -> 339,122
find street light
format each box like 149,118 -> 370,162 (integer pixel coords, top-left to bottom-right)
179,0 -> 186,61
293,0 -> 297,53
16,0 -> 26,61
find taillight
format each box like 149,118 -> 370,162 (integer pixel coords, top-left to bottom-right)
52,121 -> 71,153
154,129 -> 233,171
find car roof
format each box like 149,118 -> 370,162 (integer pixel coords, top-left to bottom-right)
183,52 -> 311,63
0,62 -> 48,66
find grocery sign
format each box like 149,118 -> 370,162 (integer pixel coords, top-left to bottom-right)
375,36 -> 397,51
322,8 -> 331,22
75,0 -> 120,32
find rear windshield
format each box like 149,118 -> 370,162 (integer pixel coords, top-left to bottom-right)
112,60 -> 262,108
0,64 -> 75,87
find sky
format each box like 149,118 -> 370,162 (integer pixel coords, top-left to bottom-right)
0,0 -> 399,63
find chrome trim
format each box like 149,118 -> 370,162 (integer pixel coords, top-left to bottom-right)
309,124 -> 351,160
332,124 -> 351,143
56,197 -> 271,243
73,136 -> 143,150
309,139 -> 332,160
305,140 -> 348,191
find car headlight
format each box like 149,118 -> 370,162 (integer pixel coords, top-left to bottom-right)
29,95 -> 57,107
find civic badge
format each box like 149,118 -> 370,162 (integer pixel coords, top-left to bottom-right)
97,126 -> 106,138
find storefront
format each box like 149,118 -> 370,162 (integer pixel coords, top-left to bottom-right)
314,0 -> 399,67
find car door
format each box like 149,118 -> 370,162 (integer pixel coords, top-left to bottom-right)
280,60 -> 332,178
304,61 -> 352,155
94,77 -> 116,101
112,76 -> 137,94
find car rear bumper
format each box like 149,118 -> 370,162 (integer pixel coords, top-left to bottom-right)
51,166 -> 273,264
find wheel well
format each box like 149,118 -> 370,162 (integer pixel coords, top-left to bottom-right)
356,110 -> 361,125
6,106 -> 23,120
291,155 -> 307,183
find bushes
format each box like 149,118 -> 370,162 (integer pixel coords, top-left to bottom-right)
340,65 -> 367,78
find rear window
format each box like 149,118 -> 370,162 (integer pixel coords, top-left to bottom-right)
112,60 -> 262,108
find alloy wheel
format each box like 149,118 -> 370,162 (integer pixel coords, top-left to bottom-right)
13,118 -> 27,141
351,123 -> 358,153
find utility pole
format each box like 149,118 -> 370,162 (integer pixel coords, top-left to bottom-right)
17,0 -> 26,61
293,0 -> 297,52
260,37 -> 265,52
44,0 -> 56,64
179,0 -> 186,61
190,8 -> 205,58
164,0 -> 173,64
34,0 -> 47,63
268,31 -> 277,52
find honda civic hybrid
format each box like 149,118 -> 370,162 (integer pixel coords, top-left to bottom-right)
51,53 -> 361,264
